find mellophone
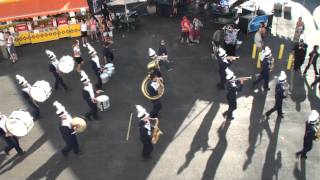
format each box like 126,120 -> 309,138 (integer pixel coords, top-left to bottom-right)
3,110 -> 34,137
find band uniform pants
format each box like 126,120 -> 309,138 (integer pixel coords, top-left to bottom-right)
53,73 -> 68,90
142,140 -> 153,158
4,136 -> 23,154
226,98 -> 236,119
150,99 -> 162,118
85,100 -> 98,120
266,97 -> 283,116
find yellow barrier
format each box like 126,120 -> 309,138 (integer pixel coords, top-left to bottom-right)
58,25 -> 71,38
69,24 -> 81,37
278,44 -> 285,60
15,31 -> 31,46
257,52 -> 262,68
30,29 -> 59,43
287,53 -> 294,70
252,44 -> 257,59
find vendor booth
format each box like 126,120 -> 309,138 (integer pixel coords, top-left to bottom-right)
0,0 -> 89,46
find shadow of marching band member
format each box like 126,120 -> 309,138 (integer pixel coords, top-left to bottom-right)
296,110 -> 320,159
253,46 -> 274,91
0,113 -> 24,156
222,68 -> 243,121
45,50 -> 69,91
265,71 -> 287,119
53,101 -> 81,157
15,75 -> 40,119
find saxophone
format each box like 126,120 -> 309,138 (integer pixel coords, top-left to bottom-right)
150,118 -> 163,144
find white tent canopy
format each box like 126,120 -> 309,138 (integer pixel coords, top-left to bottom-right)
107,0 -> 147,6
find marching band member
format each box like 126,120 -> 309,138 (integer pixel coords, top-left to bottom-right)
222,69 -> 243,121
53,101 -> 81,157
136,105 -> 154,159
265,71 -> 287,119
147,72 -> 162,118
253,46 -> 274,91
87,44 -> 103,90
80,71 -> 100,120
217,48 -> 236,89
149,48 -> 162,79
45,50 -> 68,91
0,113 -> 24,156
16,75 -> 40,119
296,110 -> 319,159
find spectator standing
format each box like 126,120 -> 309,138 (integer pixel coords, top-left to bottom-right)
89,17 -> 98,42
192,17 -> 203,44
157,40 -> 172,71
0,30 -> 9,59
180,16 -> 190,43
171,0 -> 178,17
102,42 -> 114,65
6,32 -> 18,63
80,19 -> 89,47
293,17 -> 305,42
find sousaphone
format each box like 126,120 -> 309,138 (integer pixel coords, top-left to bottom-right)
141,74 -> 165,100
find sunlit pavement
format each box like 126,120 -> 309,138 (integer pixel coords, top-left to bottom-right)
0,1 -> 320,179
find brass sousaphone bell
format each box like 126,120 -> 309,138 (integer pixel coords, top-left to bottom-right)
141,74 -> 165,100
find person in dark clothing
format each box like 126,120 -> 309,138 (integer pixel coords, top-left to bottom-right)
53,102 -> 80,157
102,42 -> 114,65
147,73 -> 162,118
292,39 -> 308,71
253,46 -> 274,91
0,114 -> 24,155
16,75 -> 40,119
266,71 -> 287,118
222,69 -> 243,120
157,40 -> 172,71
80,70 -> 99,120
88,48 -> 103,90
303,45 -> 319,76
217,47 -> 237,89
296,110 -> 319,159
46,51 -> 68,90
136,105 -> 154,159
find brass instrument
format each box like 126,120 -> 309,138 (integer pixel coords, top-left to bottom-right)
71,117 -> 87,133
141,74 -> 165,100
147,60 -> 160,71
150,118 -> 163,144
234,76 -> 252,81
226,56 -> 240,61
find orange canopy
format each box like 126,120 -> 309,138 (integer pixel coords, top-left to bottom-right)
0,0 -> 89,22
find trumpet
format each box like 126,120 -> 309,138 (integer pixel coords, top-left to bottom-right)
141,74 -> 165,100
226,56 -> 240,61
232,76 -> 252,82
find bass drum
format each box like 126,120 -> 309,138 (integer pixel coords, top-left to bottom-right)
29,80 -> 52,102
58,55 -> 75,74
6,110 -> 34,137
71,117 -> 87,133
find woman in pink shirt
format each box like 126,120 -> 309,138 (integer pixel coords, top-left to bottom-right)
89,17 -> 98,42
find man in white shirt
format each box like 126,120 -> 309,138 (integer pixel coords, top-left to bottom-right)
0,30 -> 9,60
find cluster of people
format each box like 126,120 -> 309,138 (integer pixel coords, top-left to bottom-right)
180,16 -> 203,44
0,31 -> 18,63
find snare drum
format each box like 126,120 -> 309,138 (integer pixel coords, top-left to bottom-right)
58,55 -> 75,74
100,72 -> 109,84
71,117 -> 87,133
96,95 -> 110,111
105,63 -> 114,69
30,80 -> 52,102
5,110 -> 34,137
106,70 -> 113,77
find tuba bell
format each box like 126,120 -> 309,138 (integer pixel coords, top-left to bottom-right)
141,74 -> 165,100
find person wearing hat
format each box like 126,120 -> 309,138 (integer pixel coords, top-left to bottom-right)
53,101 -> 81,157
147,72 -> 162,118
265,71 -> 287,118
292,39 -> 308,71
253,46 -> 274,91
157,40 -> 172,71
136,105 -> 154,159
80,71 -> 99,120
0,113 -> 25,156
88,45 -> 103,90
46,50 -> 69,91
149,48 -> 163,79
296,110 -> 319,159
223,69 -> 243,120
217,47 -> 235,89
16,75 -> 40,119
303,45 -> 319,76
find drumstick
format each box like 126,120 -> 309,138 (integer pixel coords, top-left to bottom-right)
126,113 -> 133,141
